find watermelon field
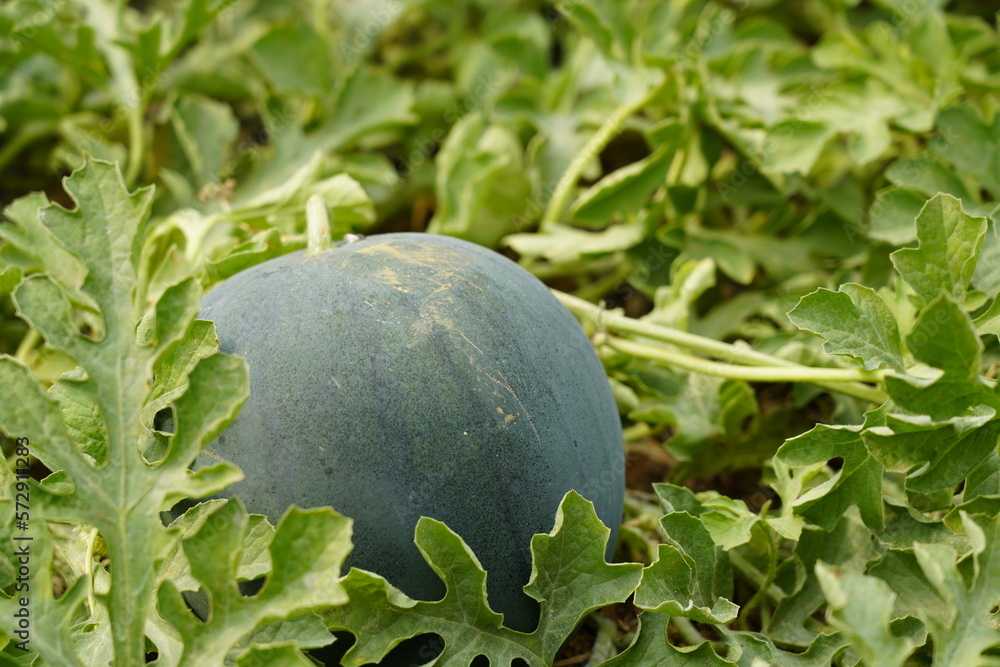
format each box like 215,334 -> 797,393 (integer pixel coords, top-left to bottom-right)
1,0 -> 1000,665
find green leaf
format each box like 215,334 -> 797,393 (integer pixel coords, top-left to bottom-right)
722,630 -> 848,666
252,22 -> 333,98
965,454 -> 1000,501
160,352 -> 248,506
811,27 -> 935,132
427,112 -> 531,248
160,500 -> 275,597
973,217 -> 1000,298
0,193 -> 91,309
569,139 -> 677,228
698,494 -> 766,551
973,295 -> 1000,339
762,120 -> 833,175
632,374 -> 758,461
910,514 -> 1000,665
644,257 -> 716,332
142,318 -> 219,436
486,12 -> 551,80
885,155 -> 977,203
934,106 -> 1000,198
637,492 -> 738,622
158,500 -> 350,665
777,424 -> 884,531
864,417 -> 1000,494
816,564 -> 917,666
0,159 -> 250,665
118,0 -> 232,75
764,460 -> 810,542
202,229 -> 293,284
902,296 -> 981,380
868,549 -> 950,631
48,381 -> 109,467
555,0 -> 634,63
654,482 -> 792,550
866,188 -> 926,245
503,221 -> 644,264
768,514 -> 880,645
944,495 -> 1000,532
884,294 -> 997,421
169,94 -> 240,189
320,67 -> 417,151
634,542 -> 739,624
236,644 -> 318,667
326,491 -> 642,666
311,173 -> 377,231
9,5 -> 106,85
229,146 -> 325,213
890,194 -> 987,306
0,264 -> 22,296
0,516 -> 90,665
788,284 -> 906,372
603,613 -> 732,666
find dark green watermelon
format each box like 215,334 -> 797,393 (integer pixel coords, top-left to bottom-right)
194,232 -> 624,633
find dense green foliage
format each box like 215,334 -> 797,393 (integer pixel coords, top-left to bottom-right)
0,0 -> 998,665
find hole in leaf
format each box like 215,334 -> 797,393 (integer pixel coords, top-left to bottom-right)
238,576 -> 265,598
547,24 -> 563,66
383,633 -> 444,666
73,308 -> 104,341
308,632 -> 449,666
153,406 -> 175,434
599,130 -> 651,178
307,632 -> 353,664
555,618 -> 596,664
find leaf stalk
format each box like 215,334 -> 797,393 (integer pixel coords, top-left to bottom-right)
554,290 -> 889,404
541,89 -> 656,228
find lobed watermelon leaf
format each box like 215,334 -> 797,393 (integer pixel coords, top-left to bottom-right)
0,158 -> 351,665
326,491 -> 642,666
157,500 -> 351,666
788,284 -> 906,372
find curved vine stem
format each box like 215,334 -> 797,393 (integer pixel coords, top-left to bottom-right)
79,0 -> 146,185
14,328 -> 41,364
0,121 -> 61,174
554,290 -> 890,404
541,88 -> 657,229
123,104 -> 145,185
737,520 -> 777,629
606,338 -> 889,386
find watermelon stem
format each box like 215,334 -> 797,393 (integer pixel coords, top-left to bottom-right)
608,336 -> 890,386
14,327 -> 40,363
541,86 -> 658,229
556,289 -> 889,404
306,194 -> 334,256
